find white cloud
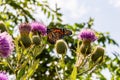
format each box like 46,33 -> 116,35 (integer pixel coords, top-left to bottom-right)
109,0 -> 120,8
58,0 -> 88,17
48,0 -> 89,23
70,5 -> 88,19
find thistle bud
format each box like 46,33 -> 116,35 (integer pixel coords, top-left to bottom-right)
32,35 -> 41,45
0,21 -> 7,32
19,36 -> 31,48
91,46 -> 105,63
80,40 -> 91,55
19,23 -> 31,36
55,39 -> 68,54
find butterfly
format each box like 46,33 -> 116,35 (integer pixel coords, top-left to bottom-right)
47,28 -> 72,44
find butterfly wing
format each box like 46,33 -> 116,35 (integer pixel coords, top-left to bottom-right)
63,29 -> 72,36
47,28 -> 63,44
47,28 -> 72,44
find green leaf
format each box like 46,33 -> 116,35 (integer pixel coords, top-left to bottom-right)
47,11 -> 50,18
37,2 -> 42,6
8,1 -> 35,20
70,66 -> 77,80
57,13 -> 62,16
21,59 -> 39,80
16,68 -> 25,80
43,8 -> 47,14
87,18 -> 94,28
52,14 -> 54,20
33,44 -> 45,57
57,17 -> 62,22
19,59 -> 29,70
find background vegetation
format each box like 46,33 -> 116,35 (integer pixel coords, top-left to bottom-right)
0,0 -> 120,80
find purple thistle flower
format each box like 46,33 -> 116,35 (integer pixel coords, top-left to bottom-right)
0,32 -> 14,58
19,23 -> 31,36
78,29 -> 97,42
30,21 -> 47,36
0,71 -> 8,80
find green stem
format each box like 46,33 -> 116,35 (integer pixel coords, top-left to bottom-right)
55,66 -> 62,80
6,58 -> 15,73
77,62 -> 98,76
78,54 -> 91,69
61,54 -> 65,79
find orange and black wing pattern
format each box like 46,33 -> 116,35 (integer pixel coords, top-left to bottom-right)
47,28 -> 72,44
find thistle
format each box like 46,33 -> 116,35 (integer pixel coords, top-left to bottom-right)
19,36 -> 31,48
0,32 -> 14,58
91,46 -> 105,63
80,40 -> 91,55
32,35 -> 41,45
78,28 -> 97,42
55,39 -> 68,54
0,71 -> 8,80
18,23 -> 32,48
19,23 -> 31,36
30,21 -> 47,36
78,29 -> 97,55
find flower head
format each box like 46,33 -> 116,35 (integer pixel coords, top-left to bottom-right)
80,41 -> 91,55
0,32 -> 14,58
0,71 -> 8,80
55,39 -> 68,54
91,46 -> 105,63
19,36 -> 31,48
19,23 -> 31,36
78,29 -> 97,42
32,35 -> 41,45
30,21 -> 47,35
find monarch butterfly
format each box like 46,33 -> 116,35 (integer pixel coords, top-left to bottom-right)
47,28 -> 72,44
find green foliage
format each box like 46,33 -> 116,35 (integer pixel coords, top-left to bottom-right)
70,66 -> 77,80
0,0 -> 119,80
